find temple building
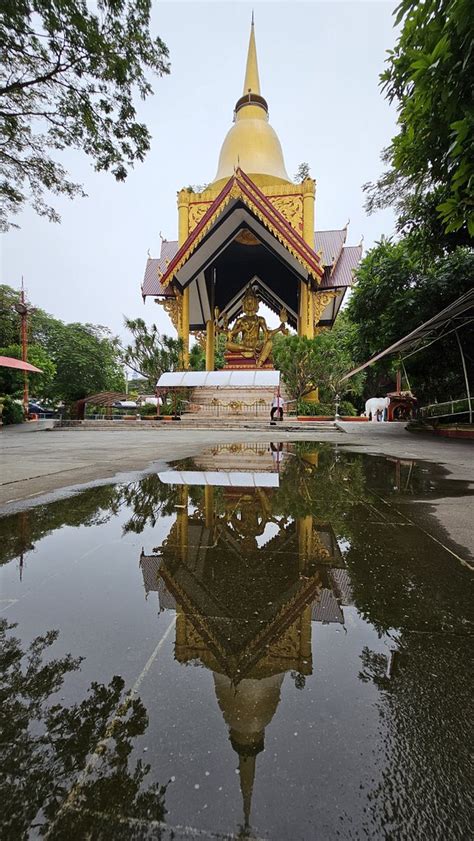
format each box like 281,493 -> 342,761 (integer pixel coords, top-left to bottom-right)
141,19 -> 362,370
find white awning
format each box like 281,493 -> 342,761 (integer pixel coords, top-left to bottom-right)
158,470 -> 279,487
156,370 -> 280,388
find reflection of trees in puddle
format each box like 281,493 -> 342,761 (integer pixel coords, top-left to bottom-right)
353,637 -> 471,841
0,619 -> 166,839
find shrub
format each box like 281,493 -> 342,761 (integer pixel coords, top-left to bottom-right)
339,400 -> 358,417
2,395 -> 24,425
297,401 -> 334,416
139,404 -> 158,417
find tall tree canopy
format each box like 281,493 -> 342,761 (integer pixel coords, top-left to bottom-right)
346,240 -> 473,403
0,0 -> 170,229
0,284 -> 125,403
122,317 -> 182,388
273,325 -> 364,405
364,0 -> 473,242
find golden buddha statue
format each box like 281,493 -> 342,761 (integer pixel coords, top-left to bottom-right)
222,287 -> 287,368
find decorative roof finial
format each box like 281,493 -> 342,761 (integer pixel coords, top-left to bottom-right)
243,13 -> 260,96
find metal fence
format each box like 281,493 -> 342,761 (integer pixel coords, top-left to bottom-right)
419,397 -> 473,422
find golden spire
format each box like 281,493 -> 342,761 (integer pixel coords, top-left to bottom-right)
211,16 -> 290,188
243,14 -> 260,96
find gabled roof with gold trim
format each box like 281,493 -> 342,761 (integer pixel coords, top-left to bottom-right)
156,168 -> 323,290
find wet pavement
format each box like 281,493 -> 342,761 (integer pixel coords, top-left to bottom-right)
1,442 -> 472,840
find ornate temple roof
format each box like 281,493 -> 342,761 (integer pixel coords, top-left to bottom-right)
320,244 -> 363,290
314,228 -> 347,266
141,227 -> 361,299
150,168 -> 323,294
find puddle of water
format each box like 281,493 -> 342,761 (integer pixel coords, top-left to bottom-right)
0,442 -> 472,840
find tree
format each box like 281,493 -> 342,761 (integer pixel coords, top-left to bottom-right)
294,162 -> 310,183
188,333 -> 226,371
346,240 -> 474,402
1,0 -> 170,230
272,334 -> 319,401
0,343 -> 56,397
0,619 -> 167,838
0,284 -> 21,345
50,322 -> 125,402
364,0 -> 473,239
272,328 -> 364,404
306,321 -> 365,404
122,317 -> 183,388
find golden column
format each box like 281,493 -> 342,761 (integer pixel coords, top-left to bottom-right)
205,318 -> 215,371
176,484 -> 189,563
177,189 -> 190,367
298,178 -> 316,339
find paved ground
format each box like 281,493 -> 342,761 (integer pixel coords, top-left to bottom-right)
1,422 -> 473,559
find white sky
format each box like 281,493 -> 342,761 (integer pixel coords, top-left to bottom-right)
2,1 -> 398,341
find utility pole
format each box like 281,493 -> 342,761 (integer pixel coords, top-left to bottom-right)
14,280 -> 33,416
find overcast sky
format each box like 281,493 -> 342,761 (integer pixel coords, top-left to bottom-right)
2,1 -> 399,341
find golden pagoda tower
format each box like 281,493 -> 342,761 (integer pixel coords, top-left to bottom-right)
142,17 -> 362,369
213,15 -> 291,189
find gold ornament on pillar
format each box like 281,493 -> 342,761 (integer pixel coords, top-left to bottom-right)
313,290 -> 340,328
155,295 -> 183,332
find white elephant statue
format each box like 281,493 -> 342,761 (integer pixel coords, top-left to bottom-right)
363,396 -> 389,421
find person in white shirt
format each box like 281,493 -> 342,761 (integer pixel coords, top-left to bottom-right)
270,391 -> 284,421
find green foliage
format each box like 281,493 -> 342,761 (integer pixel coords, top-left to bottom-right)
294,162 -> 311,182
0,343 -> 56,397
1,286 -> 125,404
139,403 -> 158,417
0,619 -> 167,837
1,0 -> 170,229
122,318 -> 183,388
49,322 -> 125,403
189,333 -> 226,372
297,401 -> 334,417
0,284 -> 20,345
1,395 -> 24,424
296,400 -> 357,416
273,334 -> 319,400
189,342 -> 205,371
365,0 -> 474,238
346,241 -> 474,402
273,325 -> 364,403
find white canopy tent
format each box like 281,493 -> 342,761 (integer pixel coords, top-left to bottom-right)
156,370 -> 280,389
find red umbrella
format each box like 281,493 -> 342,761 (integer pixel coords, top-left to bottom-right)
0,355 -> 43,373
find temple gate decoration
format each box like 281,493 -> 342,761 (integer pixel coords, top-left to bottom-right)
141,18 -> 362,372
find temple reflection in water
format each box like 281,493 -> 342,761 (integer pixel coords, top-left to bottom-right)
139,443 -> 353,829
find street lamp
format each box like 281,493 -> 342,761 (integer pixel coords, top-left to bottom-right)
335,393 -> 340,420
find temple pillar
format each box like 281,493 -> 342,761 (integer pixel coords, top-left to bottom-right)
177,190 -> 190,367
176,485 -> 189,563
298,281 -> 314,339
204,484 -> 214,529
297,515 -> 313,573
302,178 -> 315,246
205,319 -> 215,371
299,180 -> 315,341
177,189 -> 190,246
181,287 -> 190,368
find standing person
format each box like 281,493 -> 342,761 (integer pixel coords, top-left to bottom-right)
270,390 -> 284,421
